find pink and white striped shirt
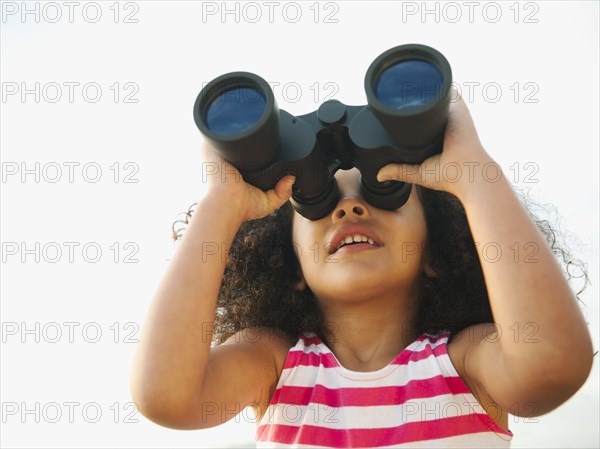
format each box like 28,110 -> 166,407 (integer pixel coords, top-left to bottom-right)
256,332 -> 513,448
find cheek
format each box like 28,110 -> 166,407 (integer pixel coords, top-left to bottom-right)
411,215 -> 429,268
291,215 -> 301,252
414,216 -> 428,244
408,220 -> 428,258
291,216 -> 310,261
388,207 -> 428,265
291,220 -> 325,276
406,196 -> 428,243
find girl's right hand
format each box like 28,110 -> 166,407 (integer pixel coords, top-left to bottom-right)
201,141 -> 296,222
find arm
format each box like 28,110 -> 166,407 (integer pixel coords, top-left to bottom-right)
129,144 -> 295,429
449,159 -> 592,415
378,94 -> 594,416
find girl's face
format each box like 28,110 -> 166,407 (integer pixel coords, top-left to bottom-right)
292,168 -> 429,304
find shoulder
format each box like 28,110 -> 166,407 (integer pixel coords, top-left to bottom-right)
446,322 -> 498,387
446,322 -> 499,372
221,327 -> 296,422
222,326 -> 296,368
218,327 -> 296,390
446,323 -> 485,354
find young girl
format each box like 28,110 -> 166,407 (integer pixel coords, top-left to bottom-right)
130,94 -> 593,448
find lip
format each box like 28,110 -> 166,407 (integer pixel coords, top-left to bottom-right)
328,223 -> 383,255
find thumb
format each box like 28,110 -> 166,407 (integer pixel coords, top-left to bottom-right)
271,175 -> 296,204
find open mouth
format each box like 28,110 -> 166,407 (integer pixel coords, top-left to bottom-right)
330,234 -> 382,254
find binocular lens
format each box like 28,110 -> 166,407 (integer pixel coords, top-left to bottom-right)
194,45 -> 452,220
205,87 -> 266,135
375,60 -> 443,110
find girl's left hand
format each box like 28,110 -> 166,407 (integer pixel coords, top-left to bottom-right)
376,90 -> 496,201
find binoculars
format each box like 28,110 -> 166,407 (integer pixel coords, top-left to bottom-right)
193,43 -> 452,220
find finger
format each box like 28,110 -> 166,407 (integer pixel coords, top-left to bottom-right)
201,141 -> 226,165
266,175 -> 296,209
377,161 -> 430,185
200,141 -> 213,161
445,94 -> 481,146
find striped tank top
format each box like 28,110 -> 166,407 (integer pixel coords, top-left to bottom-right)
256,332 -> 513,448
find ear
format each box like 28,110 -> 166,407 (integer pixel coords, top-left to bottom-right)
423,262 -> 437,278
293,267 -> 307,291
422,246 -> 438,278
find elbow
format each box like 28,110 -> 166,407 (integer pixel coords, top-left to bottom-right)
129,375 -> 210,430
129,388 -> 196,430
129,372 -> 178,429
567,339 -> 595,397
503,345 -> 594,416
129,373 -> 164,427
543,327 -> 595,408
555,327 -> 595,399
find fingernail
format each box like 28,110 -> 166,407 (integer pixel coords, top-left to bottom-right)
377,171 -> 389,182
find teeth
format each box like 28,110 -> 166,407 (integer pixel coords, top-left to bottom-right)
337,234 -> 377,249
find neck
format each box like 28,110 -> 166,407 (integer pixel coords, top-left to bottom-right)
319,287 -> 420,372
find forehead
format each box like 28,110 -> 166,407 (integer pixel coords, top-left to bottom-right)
332,167 -> 422,208
333,167 -> 361,194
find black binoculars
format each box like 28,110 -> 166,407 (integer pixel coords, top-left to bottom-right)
193,43 -> 452,220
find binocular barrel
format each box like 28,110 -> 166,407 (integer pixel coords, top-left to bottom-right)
193,43 -> 452,220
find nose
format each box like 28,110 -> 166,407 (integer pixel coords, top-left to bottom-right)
331,196 -> 371,223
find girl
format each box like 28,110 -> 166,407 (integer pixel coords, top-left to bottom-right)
130,94 -> 593,448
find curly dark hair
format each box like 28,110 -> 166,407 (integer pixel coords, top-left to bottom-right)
171,186 -> 589,347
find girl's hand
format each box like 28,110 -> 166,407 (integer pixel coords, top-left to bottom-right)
200,141 -> 295,222
376,91 -> 496,201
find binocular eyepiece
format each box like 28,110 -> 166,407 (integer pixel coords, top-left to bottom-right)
193,43 -> 452,220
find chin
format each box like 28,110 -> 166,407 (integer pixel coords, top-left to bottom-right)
311,275 -> 388,302
308,266 -> 420,303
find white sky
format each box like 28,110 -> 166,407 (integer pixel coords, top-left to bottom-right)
1,1 -> 598,448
